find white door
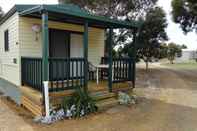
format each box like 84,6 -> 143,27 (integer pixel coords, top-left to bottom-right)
70,34 -> 83,58
70,34 -> 84,77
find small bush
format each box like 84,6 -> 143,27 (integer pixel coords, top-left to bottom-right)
62,87 -> 97,118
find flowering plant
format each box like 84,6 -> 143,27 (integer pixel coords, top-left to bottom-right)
62,87 -> 97,118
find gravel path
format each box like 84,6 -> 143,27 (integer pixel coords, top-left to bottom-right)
0,97 -> 33,131
0,65 -> 197,131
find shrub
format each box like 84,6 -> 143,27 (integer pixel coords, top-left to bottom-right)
62,87 -> 97,118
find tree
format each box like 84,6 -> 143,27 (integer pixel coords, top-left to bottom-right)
118,7 -> 168,70
136,7 -> 168,70
167,43 -> 187,64
159,43 -> 168,59
171,0 -> 197,33
59,0 -> 157,19
0,7 -> 3,20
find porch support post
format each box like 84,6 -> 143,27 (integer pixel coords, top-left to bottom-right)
42,10 -> 49,82
42,10 -> 49,117
108,27 -> 113,92
83,21 -> 88,89
132,28 -> 137,89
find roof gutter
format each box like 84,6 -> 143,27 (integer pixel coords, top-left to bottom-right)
19,5 -> 42,16
0,6 -> 17,25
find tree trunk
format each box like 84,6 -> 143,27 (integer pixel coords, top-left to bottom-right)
146,61 -> 149,71
170,60 -> 174,64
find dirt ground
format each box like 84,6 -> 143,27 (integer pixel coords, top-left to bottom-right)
0,64 -> 197,131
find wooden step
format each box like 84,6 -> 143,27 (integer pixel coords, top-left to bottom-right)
112,86 -> 132,93
21,86 -> 43,105
90,91 -> 116,101
96,98 -> 119,110
21,95 -> 44,116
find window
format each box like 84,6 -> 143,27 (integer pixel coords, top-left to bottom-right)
4,30 -> 9,52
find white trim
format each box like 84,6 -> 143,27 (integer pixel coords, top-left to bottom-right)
43,81 -> 50,117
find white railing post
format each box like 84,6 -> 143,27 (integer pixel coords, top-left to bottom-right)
43,81 -> 50,117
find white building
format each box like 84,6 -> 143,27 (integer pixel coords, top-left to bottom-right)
175,50 -> 197,62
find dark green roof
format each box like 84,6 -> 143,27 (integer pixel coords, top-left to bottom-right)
1,4 -> 141,29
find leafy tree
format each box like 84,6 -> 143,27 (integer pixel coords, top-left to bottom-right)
59,0 -> 157,19
0,7 -> 3,20
118,7 -> 168,70
119,7 -> 168,71
159,43 -> 168,59
167,42 -> 187,64
171,0 -> 197,33
136,7 -> 168,70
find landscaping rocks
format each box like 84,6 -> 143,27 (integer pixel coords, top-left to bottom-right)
33,109 -> 65,124
118,92 -> 137,105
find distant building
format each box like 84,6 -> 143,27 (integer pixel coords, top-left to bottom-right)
175,50 -> 197,62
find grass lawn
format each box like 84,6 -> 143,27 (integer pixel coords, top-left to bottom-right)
162,61 -> 197,70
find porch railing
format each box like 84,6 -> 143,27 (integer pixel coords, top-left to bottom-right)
112,58 -> 134,83
21,57 -> 134,93
21,57 -> 85,92
101,57 -> 134,83
21,57 -> 43,92
48,58 -> 85,92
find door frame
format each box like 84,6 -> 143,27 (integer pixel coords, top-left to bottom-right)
49,28 -> 84,58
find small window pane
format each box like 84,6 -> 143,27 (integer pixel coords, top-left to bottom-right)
4,30 -> 9,52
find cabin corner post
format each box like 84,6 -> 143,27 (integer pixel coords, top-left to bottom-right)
108,27 -> 113,92
42,10 -> 50,117
83,21 -> 89,90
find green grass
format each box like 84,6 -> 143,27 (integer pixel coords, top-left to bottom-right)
162,60 -> 197,70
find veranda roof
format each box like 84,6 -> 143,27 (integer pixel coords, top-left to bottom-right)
0,4 -> 141,29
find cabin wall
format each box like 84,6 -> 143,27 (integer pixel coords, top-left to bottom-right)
19,17 -> 105,65
0,13 -> 20,86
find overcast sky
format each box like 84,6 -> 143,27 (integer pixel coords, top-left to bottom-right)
0,0 -> 196,50
158,0 -> 197,50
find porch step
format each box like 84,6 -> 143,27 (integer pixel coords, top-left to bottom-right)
96,97 -> 119,110
21,86 -> 44,116
90,91 -> 116,101
90,91 -> 119,110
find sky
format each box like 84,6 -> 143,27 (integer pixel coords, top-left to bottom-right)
157,0 -> 197,50
0,0 -> 196,50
